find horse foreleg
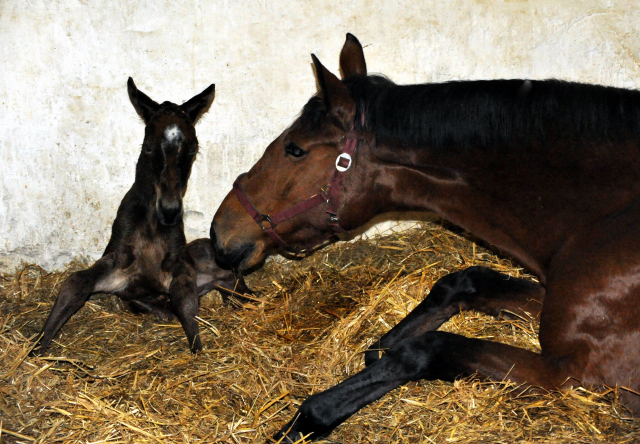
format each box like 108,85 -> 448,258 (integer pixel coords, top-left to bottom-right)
365,266 -> 544,365
275,331 -> 564,443
32,257 -> 114,355
169,266 -> 201,353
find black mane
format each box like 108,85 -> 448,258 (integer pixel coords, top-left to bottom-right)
342,75 -> 640,152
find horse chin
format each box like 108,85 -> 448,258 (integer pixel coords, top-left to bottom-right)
237,244 -> 268,273
215,238 -> 267,272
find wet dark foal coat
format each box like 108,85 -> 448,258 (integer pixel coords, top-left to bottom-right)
211,34 -> 640,442
34,78 -> 250,355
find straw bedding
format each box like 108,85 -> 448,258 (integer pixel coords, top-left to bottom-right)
1,221 -> 639,443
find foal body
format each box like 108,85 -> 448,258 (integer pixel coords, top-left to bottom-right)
210,34 -> 640,441
34,79 -> 249,355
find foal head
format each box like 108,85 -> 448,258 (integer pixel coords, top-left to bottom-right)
212,35 -> 376,271
128,78 -> 215,226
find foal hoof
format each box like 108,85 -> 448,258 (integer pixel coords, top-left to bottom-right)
29,346 -> 46,357
189,337 -> 203,354
220,289 -> 256,307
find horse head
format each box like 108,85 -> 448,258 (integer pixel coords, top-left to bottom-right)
211,35 -> 382,272
128,78 -> 215,226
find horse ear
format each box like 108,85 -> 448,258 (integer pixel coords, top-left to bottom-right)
311,54 -> 355,123
340,33 -> 367,79
180,84 -> 215,123
127,78 -> 160,124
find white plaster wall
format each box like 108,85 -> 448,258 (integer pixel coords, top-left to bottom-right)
1,0 -> 640,271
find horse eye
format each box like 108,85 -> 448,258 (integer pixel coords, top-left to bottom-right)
143,144 -> 153,155
285,142 -> 307,158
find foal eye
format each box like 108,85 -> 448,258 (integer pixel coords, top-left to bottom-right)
285,142 -> 308,158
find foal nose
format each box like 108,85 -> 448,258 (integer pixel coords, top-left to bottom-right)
157,199 -> 183,226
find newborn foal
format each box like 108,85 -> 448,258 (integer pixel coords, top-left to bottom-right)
33,78 -> 249,355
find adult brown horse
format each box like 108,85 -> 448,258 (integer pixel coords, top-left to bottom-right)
212,34 -> 640,441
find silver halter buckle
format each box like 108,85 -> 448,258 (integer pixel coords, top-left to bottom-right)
335,153 -> 352,172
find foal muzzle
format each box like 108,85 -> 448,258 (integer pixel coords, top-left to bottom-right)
157,199 -> 183,226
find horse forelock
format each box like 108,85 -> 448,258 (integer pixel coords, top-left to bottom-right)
344,75 -> 640,155
294,95 -> 327,134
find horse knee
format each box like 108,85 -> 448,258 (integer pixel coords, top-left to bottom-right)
363,273 -> 475,367
367,332 -> 443,377
384,334 -> 441,379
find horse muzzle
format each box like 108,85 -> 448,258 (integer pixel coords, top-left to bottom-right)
210,220 -> 260,270
157,199 -> 183,226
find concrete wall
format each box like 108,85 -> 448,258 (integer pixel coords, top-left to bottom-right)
1,0 -> 639,271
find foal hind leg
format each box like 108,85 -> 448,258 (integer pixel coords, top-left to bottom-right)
275,331 -> 565,443
365,266 -> 544,366
32,256 -> 115,355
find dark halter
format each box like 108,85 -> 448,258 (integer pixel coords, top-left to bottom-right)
233,125 -> 374,254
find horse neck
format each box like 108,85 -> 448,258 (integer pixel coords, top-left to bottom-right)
117,160 -> 162,229
360,143 -> 555,279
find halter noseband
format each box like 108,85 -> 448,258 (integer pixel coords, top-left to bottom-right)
232,127 -> 374,254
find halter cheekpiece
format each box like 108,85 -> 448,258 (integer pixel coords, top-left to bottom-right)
233,126 -> 374,254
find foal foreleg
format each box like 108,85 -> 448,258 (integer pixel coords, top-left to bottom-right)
275,331 -> 564,443
169,266 -> 201,353
33,257 -> 113,355
365,266 -> 544,365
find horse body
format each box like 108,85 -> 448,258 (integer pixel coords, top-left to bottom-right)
34,78 -> 249,356
374,131 -> 640,372
394,135 -> 640,277
211,34 -> 640,441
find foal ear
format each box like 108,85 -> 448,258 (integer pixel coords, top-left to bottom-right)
180,84 -> 215,123
312,54 -> 355,122
340,33 -> 367,79
127,78 -> 160,124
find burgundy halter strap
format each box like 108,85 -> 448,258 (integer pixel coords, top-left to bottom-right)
233,128 -> 374,254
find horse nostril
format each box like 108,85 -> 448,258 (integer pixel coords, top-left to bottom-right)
158,201 -> 182,225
